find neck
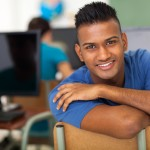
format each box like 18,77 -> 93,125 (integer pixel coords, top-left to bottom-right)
98,74 -> 124,87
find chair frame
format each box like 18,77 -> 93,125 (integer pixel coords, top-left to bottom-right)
54,122 -> 148,150
21,111 -> 53,150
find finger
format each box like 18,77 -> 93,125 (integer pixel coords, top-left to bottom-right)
62,96 -> 77,112
58,83 -> 74,90
56,92 -> 73,110
53,88 -> 70,103
53,92 -> 62,103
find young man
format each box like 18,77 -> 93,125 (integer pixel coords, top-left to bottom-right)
49,2 -> 150,139
28,17 -> 73,80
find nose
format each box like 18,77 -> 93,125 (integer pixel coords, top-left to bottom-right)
96,47 -> 111,61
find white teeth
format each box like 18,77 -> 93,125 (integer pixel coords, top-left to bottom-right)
98,62 -> 113,67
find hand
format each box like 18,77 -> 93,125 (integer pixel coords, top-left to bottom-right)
53,83 -> 100,112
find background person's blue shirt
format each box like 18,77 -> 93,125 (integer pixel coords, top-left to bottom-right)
41,43 -> 69,80
30,43 -> 69,133
49,49 -> 150,128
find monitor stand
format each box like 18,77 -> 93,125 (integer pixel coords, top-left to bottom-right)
0,96 -> 21,112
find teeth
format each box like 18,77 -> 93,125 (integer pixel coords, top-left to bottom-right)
99,62 -> 113,67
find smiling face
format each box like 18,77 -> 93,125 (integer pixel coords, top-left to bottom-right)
75,19 -> 128,85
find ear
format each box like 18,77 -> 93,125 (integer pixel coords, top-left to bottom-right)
75,44 -> 84,62
121,32 -> 128,52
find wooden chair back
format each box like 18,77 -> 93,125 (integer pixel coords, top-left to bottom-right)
53,122 -> 150,150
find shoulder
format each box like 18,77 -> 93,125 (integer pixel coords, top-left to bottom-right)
63,65 -> 91,83
49,66 -> 89,96
124,49 -> 150,89
125,49 -> 150,66
51,66 -> 90,89
41,43 -> 65,53
48,65 -> 97,127
41,43 -> 68,61
125,49 -> 150,60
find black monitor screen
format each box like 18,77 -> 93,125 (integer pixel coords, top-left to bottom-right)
0,31 -> 40,96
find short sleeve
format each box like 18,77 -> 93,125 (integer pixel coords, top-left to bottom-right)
49,86 -> 104,128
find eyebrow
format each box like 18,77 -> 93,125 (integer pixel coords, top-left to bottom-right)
82,42 -> 94,46
82,36 -> 119,47
105,36 -> 119,41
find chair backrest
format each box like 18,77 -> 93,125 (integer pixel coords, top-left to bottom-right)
53,122 -> 150,150
146,127 -> 150,150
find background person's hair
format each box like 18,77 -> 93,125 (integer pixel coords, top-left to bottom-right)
75,2 -> 121,32
28,17 -> 52,36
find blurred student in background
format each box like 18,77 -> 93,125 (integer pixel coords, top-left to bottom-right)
27,17 -> 73,143
28,17 -> 73,81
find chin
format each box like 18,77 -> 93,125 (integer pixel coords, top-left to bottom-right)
99,76 -> 113,80
98,72 -> 118,80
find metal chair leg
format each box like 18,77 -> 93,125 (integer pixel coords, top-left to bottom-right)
137,129 -> 146,150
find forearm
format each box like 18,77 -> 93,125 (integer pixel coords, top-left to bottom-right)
99,84 -> 150,114
82,104 -> 150,139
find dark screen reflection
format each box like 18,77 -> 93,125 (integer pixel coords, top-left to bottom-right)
0,33 -> 39,95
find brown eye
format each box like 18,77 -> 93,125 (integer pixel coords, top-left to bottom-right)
86,44 -> 96,49
106,40 -> 117,46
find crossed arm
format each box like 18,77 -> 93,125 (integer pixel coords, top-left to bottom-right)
53,83 -> 150,138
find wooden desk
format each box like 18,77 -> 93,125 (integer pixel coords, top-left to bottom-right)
0,108 -> 49,130
0,80 -> 59,130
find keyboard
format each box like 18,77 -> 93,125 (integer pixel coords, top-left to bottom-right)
0,111 -> 25,122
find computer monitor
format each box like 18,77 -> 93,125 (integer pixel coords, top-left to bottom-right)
0,31 -> 40,97
52,27 -> 83,69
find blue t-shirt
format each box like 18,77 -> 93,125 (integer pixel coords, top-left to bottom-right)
41,43 -> 68,80
49,49 -> 150,128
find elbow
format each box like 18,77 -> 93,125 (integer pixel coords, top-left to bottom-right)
120,118 -> 142,139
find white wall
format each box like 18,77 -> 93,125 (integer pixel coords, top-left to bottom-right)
0,0 -> 41,31
0,0 -> 109,31
52,0 -> 109,28
0,0 -> 15,31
